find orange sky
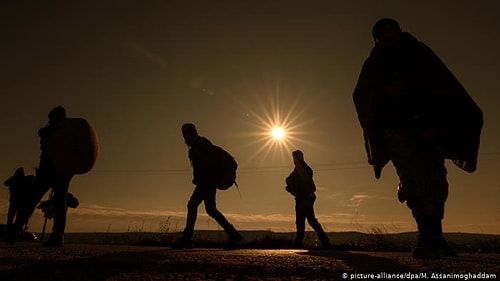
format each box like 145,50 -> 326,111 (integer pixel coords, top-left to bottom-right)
1,0 -> 499,234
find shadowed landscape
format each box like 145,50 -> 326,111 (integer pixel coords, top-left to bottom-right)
0,241 -> 498,281
1,230 -> 499,280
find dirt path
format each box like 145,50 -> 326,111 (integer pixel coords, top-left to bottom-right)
0,243 -> 498,280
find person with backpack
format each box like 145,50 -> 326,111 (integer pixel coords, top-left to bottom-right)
285,150 -> 331,249
175,123 -> 243,249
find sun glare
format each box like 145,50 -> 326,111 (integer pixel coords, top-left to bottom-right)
236,98 -> 314,165
235,77 -> 317,165
271,127 -> 286,141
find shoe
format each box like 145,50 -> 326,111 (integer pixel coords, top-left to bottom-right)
397,182 -> 408,203
411,234 -> 443,259
43,234 -> 64,247
19,231 -> 38,242
321,241 -> 333,250
173,238 -> 193,249
3,226 -> 19,245
411,246 -> 444,259
223,233 -> 243,250
293,241 -> 304,249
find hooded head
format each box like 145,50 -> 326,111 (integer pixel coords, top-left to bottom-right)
182,123 -> 199,146
292,150 -> 305,166
48,106 -> 66,125
372,18 -> 402,48
14,167 -> 25,177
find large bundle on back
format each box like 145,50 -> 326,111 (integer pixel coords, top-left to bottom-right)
46,118 -> 99,175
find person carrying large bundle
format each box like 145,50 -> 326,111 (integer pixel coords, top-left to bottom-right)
353,18 -> 483,259
6,106 -> 99,247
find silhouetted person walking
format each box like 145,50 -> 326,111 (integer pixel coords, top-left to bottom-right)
3,168 -> 34,227
7,106 -> 74,247
353,18 -> 483,258
176,123 -> 243,249
286,150 -> 330,249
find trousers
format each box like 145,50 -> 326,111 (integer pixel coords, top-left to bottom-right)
182,185 -> 238,239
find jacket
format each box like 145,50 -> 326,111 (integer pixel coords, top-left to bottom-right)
285,162 -> 316,199
188,136 -> 219,186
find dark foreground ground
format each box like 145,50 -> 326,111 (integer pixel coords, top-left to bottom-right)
0,243 -> 498,281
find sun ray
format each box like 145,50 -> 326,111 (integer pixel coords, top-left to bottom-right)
231,73 -> 323,166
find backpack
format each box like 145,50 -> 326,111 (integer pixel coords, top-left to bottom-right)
211,145 -> 238,190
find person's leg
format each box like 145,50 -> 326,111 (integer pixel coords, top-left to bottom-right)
7,202 -> 16,226
409,176 -> 454,258
6,174 -> 51,244
294,199 -> 306,248
387,130 -> 450,258
203,187 -> 243,249
204,187 -> 231,230
304,198 -> 330,248
411,213 -> 442,258
44,174 -> 72,247
424,166 -> 456,256
401,150 -> 450,258
179,186 -> 205,246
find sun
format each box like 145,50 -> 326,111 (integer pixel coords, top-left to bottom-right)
271,127 -> 286,141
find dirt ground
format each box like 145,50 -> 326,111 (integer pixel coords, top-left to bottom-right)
0,243 -> 498,281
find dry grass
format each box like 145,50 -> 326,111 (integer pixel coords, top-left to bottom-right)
12,218 -> 498,253
52,230 -> 500,254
